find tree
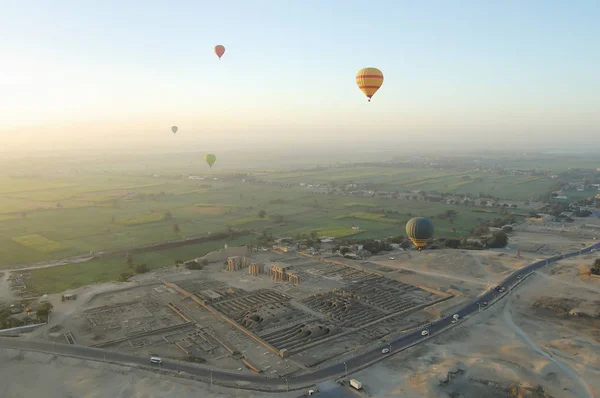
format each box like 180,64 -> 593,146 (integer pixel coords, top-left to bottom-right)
487,231 -> 509,248
532,384 -> 548,398
273,214 -> 284,223
592,259 -> 600,275
173,223 -> 180,236
473,224 -> 489,236
36,302 -> 54,320
135,264 -> 149,273
125,252 -> 133,266
119,272 -> 133,282
201,258 -> 209,266
258,210 -> 266,218
310,231 -> 318,240
164,211 -> 173,220
175,260 -> 184,266
340,247 -> 350,255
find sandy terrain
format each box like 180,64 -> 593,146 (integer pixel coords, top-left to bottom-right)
0,348 -> 300,398
350,252 -> 600,398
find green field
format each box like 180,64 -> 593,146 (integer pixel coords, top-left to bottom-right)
2,152 -> 595,294
344,202 -> 378,208
305,226 -> 363,238
334,212 -> 400,224
13,234 -> 67,253
28,235 -> 255,294
0,167 -> 540,268
261,167 -> 558,200
114,212 -> 167,226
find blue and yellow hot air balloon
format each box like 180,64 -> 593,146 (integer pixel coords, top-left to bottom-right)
406,217 -> 434,252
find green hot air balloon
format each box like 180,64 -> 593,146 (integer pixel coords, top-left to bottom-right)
171,126 -> 178,134
205,153 -> 217,168
406,217 -> 434,252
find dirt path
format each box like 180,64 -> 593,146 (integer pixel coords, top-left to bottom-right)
502,293 -> 593,398
469,252 -> 495,280
0,272 -> 15,303
7,254 -> 95,272
375,262 -> 489,286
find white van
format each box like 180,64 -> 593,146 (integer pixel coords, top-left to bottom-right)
150,356 -> 162,364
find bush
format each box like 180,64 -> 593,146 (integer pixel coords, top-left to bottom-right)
400,240 -> 412,250
574,209 -> 592,217
487,231 -> 509,248
134,264 -> 149,274
445,239 -> 461,249
186,261 -> 204,270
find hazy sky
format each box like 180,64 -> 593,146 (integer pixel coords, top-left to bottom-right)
1,0 -> 599,154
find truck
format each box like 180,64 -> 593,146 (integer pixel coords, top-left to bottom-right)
350,379 -> 362,390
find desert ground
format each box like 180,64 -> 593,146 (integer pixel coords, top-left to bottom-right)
1,220 -> 599,397
351,253 -> 600,398
0,348 -> 301,398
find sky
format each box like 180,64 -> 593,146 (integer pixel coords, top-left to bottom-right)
1,0 -> 599,155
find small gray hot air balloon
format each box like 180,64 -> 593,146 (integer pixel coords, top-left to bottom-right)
171,126 -> 178,134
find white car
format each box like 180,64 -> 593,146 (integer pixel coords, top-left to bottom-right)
381,348 -> 390,354
388,257 -> 395,260
150,356 -> 162,364
517,275 -> 522,280
421,330 -> 429,336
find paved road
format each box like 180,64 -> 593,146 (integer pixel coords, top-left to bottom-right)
1,242 -> 599,392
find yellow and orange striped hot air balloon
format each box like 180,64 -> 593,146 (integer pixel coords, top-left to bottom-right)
356,67 -> 384,102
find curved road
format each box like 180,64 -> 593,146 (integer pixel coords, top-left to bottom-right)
1,242 -> 599,392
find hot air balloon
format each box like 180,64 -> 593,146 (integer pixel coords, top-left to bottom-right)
356,67 -> 384,102
171,126 -> 178,134
214,45 -> 225,59
406,217 -> 434,252
205,153 -> 217,168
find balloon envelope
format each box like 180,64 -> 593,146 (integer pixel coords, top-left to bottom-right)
205,153 -> 217,168
214,45 -> 225,59
171,126 -> 178,134
356,67 -> 384,101
406,217 -> 434,251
